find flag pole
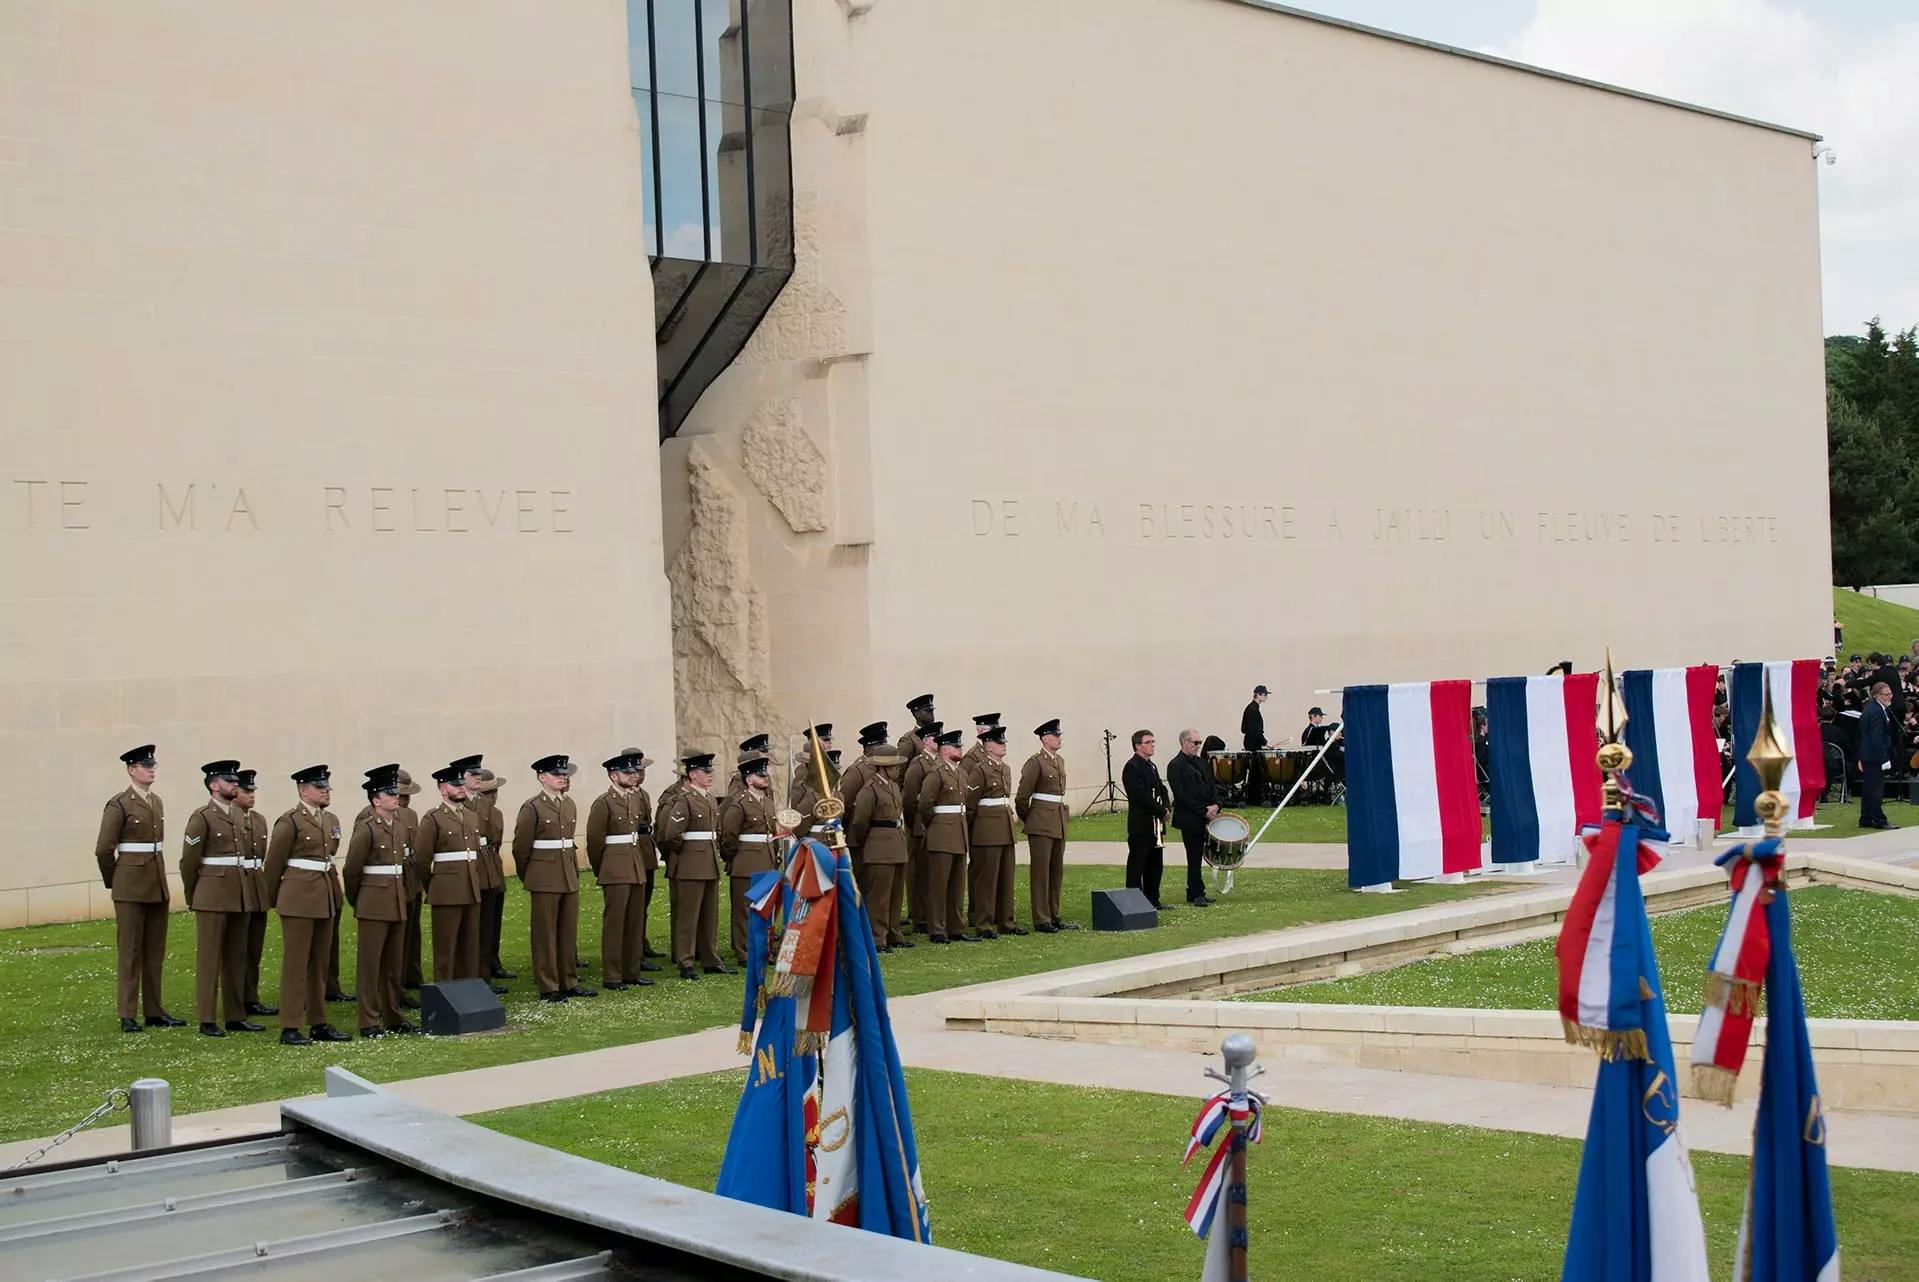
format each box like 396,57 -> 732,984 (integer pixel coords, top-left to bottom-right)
1222,1033 -> 1255,1282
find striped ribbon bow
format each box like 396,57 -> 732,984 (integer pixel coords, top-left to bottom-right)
1182,1089 -> 1265,1237
1690,839 -> 1785,1103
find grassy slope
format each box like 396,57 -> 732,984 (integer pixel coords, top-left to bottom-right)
0,867 -> 1498,1143
478,1068 -> 1919,1282
1241,885 -> 1919,1021
1833,586 -> 1919,659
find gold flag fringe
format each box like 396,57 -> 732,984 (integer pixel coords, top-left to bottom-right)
795,1030 -> 827,1055
736,1029 -> 753,1056
1691,1063 -> 1739,1106
1703,972 -> 1764,1018
1560,1018 -> 1651,1063
755,986 -> 769,1014
764,972 -> 799,999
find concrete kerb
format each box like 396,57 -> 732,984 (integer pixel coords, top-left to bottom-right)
939,852 -> 1919,1115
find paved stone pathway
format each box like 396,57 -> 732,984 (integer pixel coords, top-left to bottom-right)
12,889 -> 1916,1175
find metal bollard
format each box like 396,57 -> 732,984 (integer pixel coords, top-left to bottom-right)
128,1078 -> 172,1151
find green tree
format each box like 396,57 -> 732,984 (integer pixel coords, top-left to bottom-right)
1827,389 -> 1915,587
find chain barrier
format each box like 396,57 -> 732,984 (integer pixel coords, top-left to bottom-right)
6,1088 -> 131,1171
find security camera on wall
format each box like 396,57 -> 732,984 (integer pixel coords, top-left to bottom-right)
1813,142 -> 1837,166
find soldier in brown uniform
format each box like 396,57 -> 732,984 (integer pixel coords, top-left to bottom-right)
233,768 -> 276,1017
586,750 -> 655,990
657,752 -> 727,979
457,757 -> 513,986
900,721 -> 941,934
838,722 -> 887,816
609,748 -> 665,970
96,745 -> 184,1032
343,765 -> 419,1038
917,728 -> 979,943
1016,719 -> 1076,933
361,768 -> 423,1005
265,765 -> 350,1044
414,764 -> 483,983
720,752 -> 781,965
849,748 -> 911,950
180,760 -> 263,1037
963,726 -> 1025,938
961,713 -> 1002,774
514,755 -> 595,1003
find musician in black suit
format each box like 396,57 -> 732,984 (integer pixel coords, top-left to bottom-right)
1240,685 -> 1269,804
1121,730 -> 1171,908
1167,729 -> 1220,908
1302,706 -> 1344,783
1859,682 -> 1895,829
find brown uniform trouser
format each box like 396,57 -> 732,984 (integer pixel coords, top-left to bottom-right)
1028,835 -> 1066,928
908,832 -> 929,930
729,874 -> 755,963
279,914 -> 334,1031
325,918 -> 346,998
244,911 -> 268,1006
642,875 -> 659,956
865,863 -> 904,946
431,903 -> 479,983
928,849 -> 968,939
115,901 -> 169,1020
601,881 -> 646,984
355,917 -> 404,1031
530,891 -> 579,995
195,909 -> 248,1023
670,878 -> 721,969
402,894 -> 424,988
970,845 -> 1014,933
480,887 -> 505,973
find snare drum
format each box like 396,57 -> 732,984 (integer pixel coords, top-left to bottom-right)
1206,751 -> 1251,787
1203,812 -> 1251,868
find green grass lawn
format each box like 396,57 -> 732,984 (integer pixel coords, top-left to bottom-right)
1239,885 -> 1919,1021
0,867 -> 1500,1144
477,1067 -> 1919,1282
1832,586 -> 1919,659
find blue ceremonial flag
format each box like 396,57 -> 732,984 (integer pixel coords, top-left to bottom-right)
1736,885 -> 1840,1281
1560,816 -> 1710,1282
715,838 -> 930,1244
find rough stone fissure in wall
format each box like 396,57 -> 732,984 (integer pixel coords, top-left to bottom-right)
740,399 -> 828,533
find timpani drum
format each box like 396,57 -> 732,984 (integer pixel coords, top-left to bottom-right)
1207,751 -> 1251,787
1256,749 -> 1303,789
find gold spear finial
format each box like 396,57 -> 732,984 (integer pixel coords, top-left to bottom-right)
1596,648 -> 1633,813
1749,683 -> 1794,838
803,718 -> 846,848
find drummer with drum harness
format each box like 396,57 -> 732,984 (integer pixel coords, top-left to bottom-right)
1167,728 -> 1220,908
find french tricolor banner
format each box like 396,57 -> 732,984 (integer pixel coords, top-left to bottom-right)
1729,660 -> 1827,832
1344,680 -> 1482,888
1619,666 -> 1722,842
1485,673 -> 1604,866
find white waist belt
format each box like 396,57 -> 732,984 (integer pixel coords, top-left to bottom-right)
604,833 -> 638,845
532,838 -> 576,850
243,859 -> 264,870
363,864 -> 403,876
116,842 -> 160,853
933,804 -> 966,815
978,797 -> 1011,807
288,858 -> 331,872
200,856 -> 241,867
738,833 -> 773,843
1030,792 -> 1064,804
679,830 -> 716,841
434,851 -> 477,863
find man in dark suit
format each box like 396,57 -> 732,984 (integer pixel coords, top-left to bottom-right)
1167,729 -> 1220,907
1860,681 -> 1896,829
1869,654 -> 1905,716
1120,729 -> 1171,908
1240,685 -> 1269,804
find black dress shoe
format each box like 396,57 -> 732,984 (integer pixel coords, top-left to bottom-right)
489,983 -> 509,995
878,944 -> 893,954
490,967 -> 516,980
567,986 -> 598,998
326,990 -> 354,1003
893,937 -> 915,948
631,976 -> 655,987
976,930 -> 998,940
1003,925 -> 1029,936
704,964 -> 735,976
1035,922 -> 1059,934
146,1011 -> 187,1027
398,994 -> 419,1009
120,1017 -> 143,1033
639,961 -> 662,973
956,933 -> 981,943
680,966 -> 699,980
280,1028 -> 311,1046
199,1021 -> 227,1037
540,991 -> 570,1003
359,1026 -> 384,1039
1057,921 -> 1081,930
604,980 -> 630,991
245,1001 -> 278,1017
311,1024 -> 352,1042
225,1019 -> 265,1033
392,1020 -> 421,1035
930,935 -> 950,944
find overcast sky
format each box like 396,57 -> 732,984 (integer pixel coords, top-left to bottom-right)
1287,0 -> 1918,338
